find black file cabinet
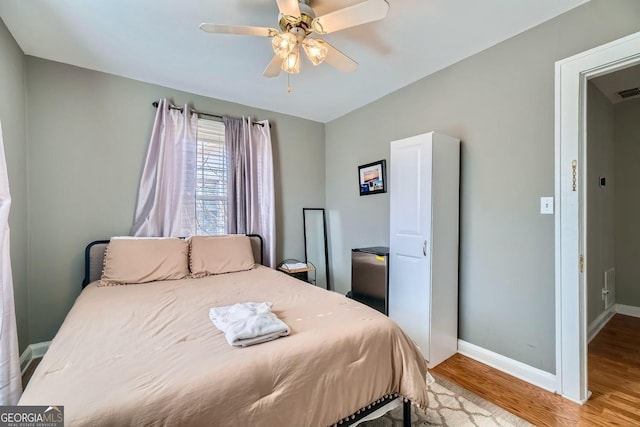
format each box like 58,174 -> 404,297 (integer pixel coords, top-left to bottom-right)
350,247 -> 389,314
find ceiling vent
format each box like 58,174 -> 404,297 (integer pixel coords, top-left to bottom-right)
617,87 -> 640,100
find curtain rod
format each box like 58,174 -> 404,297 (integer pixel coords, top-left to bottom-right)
151,101 -> 268,128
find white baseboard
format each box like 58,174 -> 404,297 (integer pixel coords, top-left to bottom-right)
455,305 -> 639,402
587,309 -> 615,343
615,304 -> 640,318
563,390 -> 592,405
457,340 -> 556,393
20,341 -> 50,375
19,348 -> 32,374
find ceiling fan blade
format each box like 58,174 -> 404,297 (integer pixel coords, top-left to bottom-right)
199,23 -> 279,38
263,55 -> 282,78
276,0 -> 301,18
323,41 -> 358,73
311,0 -> 389,34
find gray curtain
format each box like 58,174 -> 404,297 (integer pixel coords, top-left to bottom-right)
224,117 -> 275,267
131,99 -> 198,237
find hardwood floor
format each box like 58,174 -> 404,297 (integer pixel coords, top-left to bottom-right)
21,356 -> 41,390
432,314 -> 640,426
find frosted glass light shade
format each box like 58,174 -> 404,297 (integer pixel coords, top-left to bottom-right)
282,46 -> 300,74
302,39 -> 328,66
272,32 -> 297,59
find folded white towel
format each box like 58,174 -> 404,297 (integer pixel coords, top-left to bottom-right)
209,302 -> 290,347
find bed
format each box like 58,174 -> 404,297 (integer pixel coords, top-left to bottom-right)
19,235 -> 429,426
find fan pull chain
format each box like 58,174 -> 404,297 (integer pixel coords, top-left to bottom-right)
287,73 -> 292,93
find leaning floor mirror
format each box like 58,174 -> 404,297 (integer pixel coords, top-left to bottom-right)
303,208 -> 330,290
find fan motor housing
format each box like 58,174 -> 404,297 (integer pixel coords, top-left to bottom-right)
279,3 -> 315,36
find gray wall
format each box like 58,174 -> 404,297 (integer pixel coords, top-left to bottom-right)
0,18 -> 28,352
586,82 -> 615,325
325,0 -> 640,373
25,57 -> 325,344
614,97 -> 640,308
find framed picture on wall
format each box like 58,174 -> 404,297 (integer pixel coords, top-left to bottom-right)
358,160 -> 386,196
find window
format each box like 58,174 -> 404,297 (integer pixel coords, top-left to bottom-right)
195,118 -> 227,235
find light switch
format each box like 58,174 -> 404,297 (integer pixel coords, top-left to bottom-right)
540,197 -> 554,215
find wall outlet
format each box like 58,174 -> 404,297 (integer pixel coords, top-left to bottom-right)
540,197 -> 554,214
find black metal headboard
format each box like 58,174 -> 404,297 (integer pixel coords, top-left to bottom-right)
82,234 -> 264,288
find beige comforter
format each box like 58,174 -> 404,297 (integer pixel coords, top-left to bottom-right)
20,266 -> 428,426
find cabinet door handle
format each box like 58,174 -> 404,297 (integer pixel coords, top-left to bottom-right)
423,240 -> 427,257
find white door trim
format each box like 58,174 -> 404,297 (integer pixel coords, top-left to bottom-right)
555,30 -> 640,403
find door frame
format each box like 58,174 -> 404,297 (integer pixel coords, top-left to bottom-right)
555,30 -> 640,403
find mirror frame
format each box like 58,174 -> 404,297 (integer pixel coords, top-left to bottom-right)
302,208 -> 330,290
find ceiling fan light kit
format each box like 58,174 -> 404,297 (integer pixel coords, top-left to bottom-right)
200,0 -> 389,78
272,32 -> 297,59
282,46 -> 301,74
302,38 -> 328,66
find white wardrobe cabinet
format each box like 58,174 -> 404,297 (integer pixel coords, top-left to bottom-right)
389,131 -> 460,368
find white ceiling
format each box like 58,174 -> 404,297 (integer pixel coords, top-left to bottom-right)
592,63 -> 640,104
0,0 -> 589,123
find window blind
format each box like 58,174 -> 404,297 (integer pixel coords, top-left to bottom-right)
196,118 -> 227,235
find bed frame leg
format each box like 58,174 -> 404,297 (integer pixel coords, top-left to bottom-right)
403,400 -> 411,427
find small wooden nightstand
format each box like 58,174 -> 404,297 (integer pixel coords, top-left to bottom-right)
277,261 -> 316,284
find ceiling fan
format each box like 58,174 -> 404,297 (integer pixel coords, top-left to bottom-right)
199,0 -> 389,77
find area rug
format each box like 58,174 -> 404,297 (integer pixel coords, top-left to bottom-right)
360,374 -> 533,427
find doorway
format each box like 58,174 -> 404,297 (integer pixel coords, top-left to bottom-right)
585,66 -> 640,407
555,31 -> 640,404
